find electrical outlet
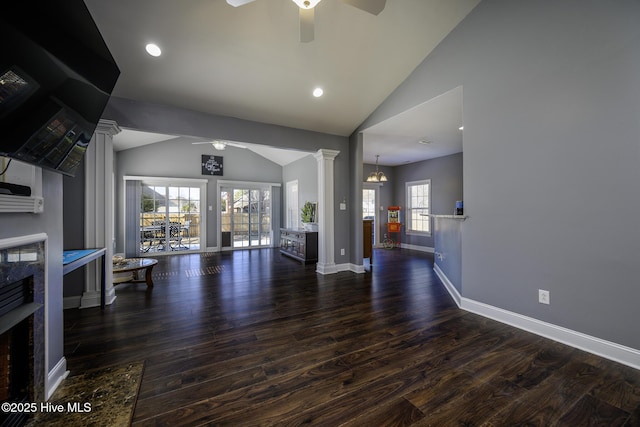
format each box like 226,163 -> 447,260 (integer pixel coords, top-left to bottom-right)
538,289 -> 550,305
340,248 -> 345,256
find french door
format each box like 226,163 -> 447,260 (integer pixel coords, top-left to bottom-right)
220,185 -> 271,249
139,182 -> 202,253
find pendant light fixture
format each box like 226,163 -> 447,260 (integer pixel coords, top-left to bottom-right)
367,155 -> 388,182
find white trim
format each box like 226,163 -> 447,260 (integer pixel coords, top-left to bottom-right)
124,175 -> 209,185
400,243 -> 434,253
0,232 -> 47,249
433,264 -> 462,307
433,266 -> 640,371
217,179 -> 282,188
316,262 -> 338,275
347,263 -> 366,274
46,357 -> 69,401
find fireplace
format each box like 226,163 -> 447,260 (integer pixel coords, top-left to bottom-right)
0,235 -> 46,426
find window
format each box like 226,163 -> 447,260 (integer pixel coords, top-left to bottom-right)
286,180 -> 299,229
406,179 -> 431,235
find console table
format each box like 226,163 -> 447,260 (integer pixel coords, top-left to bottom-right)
280,229 -> 318,264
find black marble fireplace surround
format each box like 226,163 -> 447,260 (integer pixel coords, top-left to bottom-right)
0,236 -> 46,424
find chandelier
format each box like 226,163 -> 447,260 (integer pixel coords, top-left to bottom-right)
366,155 -> 388,182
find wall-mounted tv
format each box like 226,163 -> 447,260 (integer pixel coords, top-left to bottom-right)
0,0 -> 120,177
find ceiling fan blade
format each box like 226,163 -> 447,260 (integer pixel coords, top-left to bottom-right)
225,141 -> 247,149
342,0 -> 386,15
299,7 -> 314,43
226,0 -> 258,7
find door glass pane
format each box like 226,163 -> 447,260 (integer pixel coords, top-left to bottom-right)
363,188 -> 376,245
140,184 -> 200,253
260,189 -> 271,246
222,186 -> 272,249
234,189 -> 249,247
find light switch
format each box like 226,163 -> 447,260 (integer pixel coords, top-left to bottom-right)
339,203 -> 346,210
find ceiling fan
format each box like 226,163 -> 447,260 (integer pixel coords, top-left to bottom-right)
225,0 -> 386,43
192,140 -> 247,150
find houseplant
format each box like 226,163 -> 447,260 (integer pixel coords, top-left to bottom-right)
301,201 -> 317,231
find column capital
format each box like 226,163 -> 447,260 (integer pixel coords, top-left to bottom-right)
96,119 -> 122,137
314,149 -> 340,162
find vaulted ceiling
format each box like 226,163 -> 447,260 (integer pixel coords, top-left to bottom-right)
86,0 -> 479,165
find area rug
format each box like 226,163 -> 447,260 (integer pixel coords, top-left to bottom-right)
27,361 -> 144,427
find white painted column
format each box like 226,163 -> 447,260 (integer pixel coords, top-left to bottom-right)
314,149 -> 340,275
81,119 -> 120,308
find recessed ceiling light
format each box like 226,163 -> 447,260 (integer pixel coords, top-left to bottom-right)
459,126 -> 464,130
313,87 -> 324,97
418,139 -> 432,145
145,43 -> 162,57
292,0 -> 322,8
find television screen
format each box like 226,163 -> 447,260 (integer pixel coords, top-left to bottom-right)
0,0 -> 120,177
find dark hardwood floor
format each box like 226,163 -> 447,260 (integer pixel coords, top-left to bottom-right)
64,248 -> 640,426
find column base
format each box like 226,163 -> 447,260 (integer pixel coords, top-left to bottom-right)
316,262 -> 338,275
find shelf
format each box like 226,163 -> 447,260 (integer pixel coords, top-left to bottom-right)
432,215 -> 467,220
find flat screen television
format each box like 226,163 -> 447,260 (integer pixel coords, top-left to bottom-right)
0,0 -> 120,177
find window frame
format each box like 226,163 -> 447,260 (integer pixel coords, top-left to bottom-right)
405,179 -> 431,237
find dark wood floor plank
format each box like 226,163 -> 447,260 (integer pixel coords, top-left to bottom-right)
59,248 -> 640,426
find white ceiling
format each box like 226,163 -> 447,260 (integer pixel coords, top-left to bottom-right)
88,0 -> 478,165
112,129 -> 313,166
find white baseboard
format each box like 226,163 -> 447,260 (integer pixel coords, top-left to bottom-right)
46,357 -> 69,400
400,243 -> 434,253
316,262 -> 338,275
342,263 -> 365,274
434,264 -> 461,307
434,267 -> 640,371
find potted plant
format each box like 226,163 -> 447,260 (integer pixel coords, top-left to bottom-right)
301,201 -> 318,231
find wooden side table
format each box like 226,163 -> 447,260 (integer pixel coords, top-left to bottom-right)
112,258 -> 158,287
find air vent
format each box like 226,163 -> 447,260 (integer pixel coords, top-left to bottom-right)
0,195 -> 44,213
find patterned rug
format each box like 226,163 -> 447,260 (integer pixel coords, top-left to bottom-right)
27,361 -> 144,426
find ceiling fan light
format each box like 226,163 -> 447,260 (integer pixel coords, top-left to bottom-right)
212,141 -> 226,150
292,0 -> 321,9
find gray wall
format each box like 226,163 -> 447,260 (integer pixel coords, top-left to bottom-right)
115,137 -> 283,251
355,0 -> 640,349
361,153 -> 463,251
394,153 -> 463,249
0,170 -> 65,374
434,217 -> 463,294
63,169 -> 85,297
283,154 -> 318,219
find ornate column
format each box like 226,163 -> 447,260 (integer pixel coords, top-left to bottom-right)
314,149 -> 340,275
81,119 -> 120,308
